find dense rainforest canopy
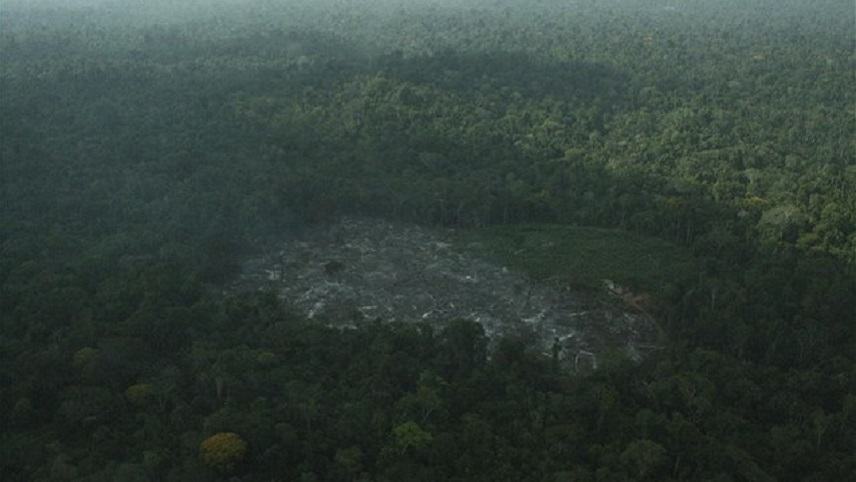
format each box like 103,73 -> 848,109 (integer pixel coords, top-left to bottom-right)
1,0 -> 854,480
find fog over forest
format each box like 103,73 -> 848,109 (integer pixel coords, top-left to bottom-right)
1,1 -> 854,481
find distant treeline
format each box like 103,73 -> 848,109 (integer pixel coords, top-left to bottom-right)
1,1 -> 854,480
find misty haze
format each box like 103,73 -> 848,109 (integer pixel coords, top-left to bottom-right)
1,1 -> 854,481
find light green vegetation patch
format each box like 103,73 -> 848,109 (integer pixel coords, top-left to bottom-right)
458,224 -> 697,294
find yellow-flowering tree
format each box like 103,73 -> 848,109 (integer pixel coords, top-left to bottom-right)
199,432 -> 248,473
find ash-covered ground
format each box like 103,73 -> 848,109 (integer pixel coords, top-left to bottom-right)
237,217 -> 660,370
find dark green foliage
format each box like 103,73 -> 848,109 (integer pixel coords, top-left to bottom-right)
457,224 -> 698,292
1,1 -> 854,480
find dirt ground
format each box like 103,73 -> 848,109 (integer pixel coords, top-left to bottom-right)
236,217 -> 661,370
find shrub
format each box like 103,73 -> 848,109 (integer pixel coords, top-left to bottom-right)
124,383 -> 154,407
72,347 -> 99,369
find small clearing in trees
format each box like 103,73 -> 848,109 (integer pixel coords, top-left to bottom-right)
237,217 -> 661,371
